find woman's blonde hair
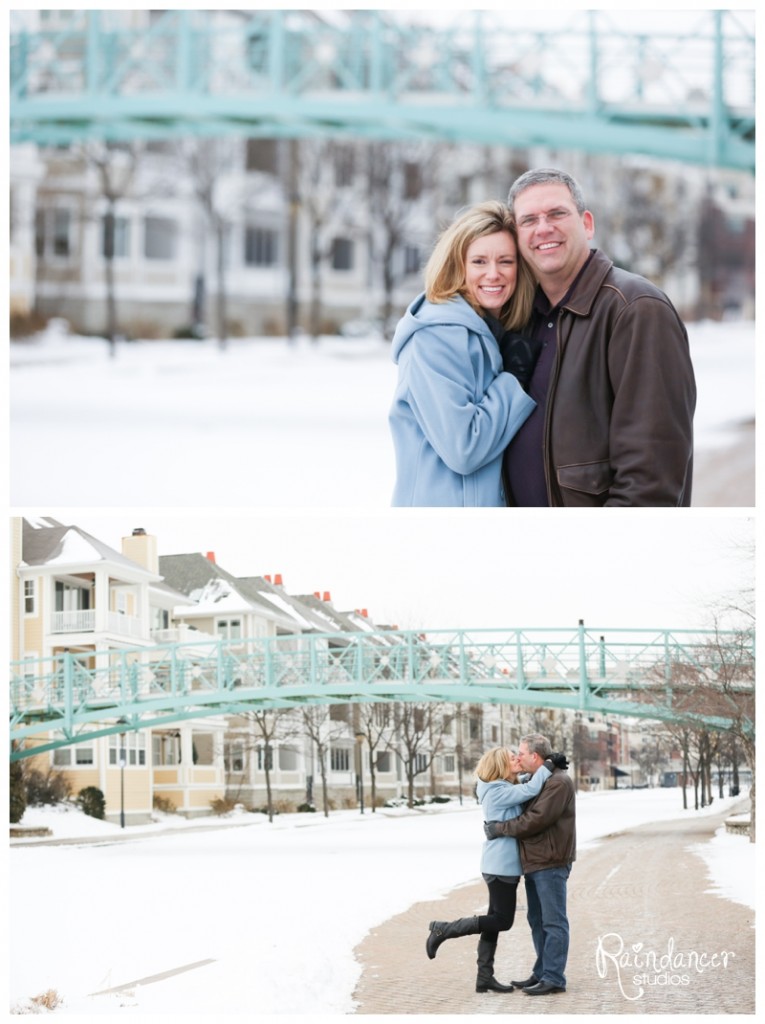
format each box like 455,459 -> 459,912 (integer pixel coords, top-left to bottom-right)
475,746 -> 518,784
424,201 -> 535,332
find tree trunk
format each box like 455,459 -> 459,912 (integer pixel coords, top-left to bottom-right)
215,220 -> 228,351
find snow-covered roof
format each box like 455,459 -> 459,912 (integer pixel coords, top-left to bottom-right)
20,517 -> 159,579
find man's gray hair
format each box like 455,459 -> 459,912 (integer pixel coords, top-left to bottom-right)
507,168 -> 587,216
521,733 -> 553,759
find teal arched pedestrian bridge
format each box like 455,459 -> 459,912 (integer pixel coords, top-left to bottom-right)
9,9 -> 755,170
9,623 -> 754,760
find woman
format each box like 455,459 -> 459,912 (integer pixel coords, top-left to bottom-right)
425,747 -> 553,993
389,201 -> 538,506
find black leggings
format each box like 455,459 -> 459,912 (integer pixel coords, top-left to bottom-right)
477,877 -> 518,937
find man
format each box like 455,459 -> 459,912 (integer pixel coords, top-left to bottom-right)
503,167 -> 696,506
484,734 -> 576,995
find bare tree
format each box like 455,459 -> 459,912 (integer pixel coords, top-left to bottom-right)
394,701 -> 447,808
301,704 -> 348,817
355,701 -> 395,812
295,138 -> 366,340
176,137 -> 245,350
78,141 -> 142,356
243,709 -> 300,822
366,140 -> 439,337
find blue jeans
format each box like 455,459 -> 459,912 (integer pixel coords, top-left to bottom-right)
524,864 -> 572,989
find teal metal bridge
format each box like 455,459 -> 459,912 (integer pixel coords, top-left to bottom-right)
9,9 -> 755,170
10,624 -> 754,760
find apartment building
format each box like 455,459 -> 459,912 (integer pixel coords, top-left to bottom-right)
12,517 -> 521,821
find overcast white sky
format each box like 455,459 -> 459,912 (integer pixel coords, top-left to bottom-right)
37,510 -> 754,633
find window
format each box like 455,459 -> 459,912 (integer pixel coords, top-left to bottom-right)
256,745 -> 273,771
403,162 -> 422,200
331,237 -> 354,271
469,716 -> 480,740
415,753 -> 428,773
217,619 -> 242,640
109,732 -> 146,766
53,742 -> 95,767
52,209 -> 72,257
144,216 -> 177,260
35,207 -> 73,260
102,214 -> 130,259
334,145 -> 355,187
329,704 -> 349,723
279,746 -> 299,771
443,754 -> 456,773
244,226 -> 278,267
246,138 -> 279,173
55,580 -> 90,611
24,580 -> 36,616
376,750 -> 392,773
192,733 -> 214,766
151,607 -> 170,631
330,747 -> 351,772
153,732 -> 180,766
224,741 -> 245,773
404,245 -> 420,275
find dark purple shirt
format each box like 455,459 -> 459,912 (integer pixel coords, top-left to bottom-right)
503,297 -> 558,506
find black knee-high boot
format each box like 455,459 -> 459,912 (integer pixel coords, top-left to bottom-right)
476,935 -> 514,993
426,916 -> 481,959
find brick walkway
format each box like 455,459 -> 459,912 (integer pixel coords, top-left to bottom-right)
352,803 -> 754,1014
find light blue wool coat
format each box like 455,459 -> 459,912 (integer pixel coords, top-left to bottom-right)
476,766 -> 552,876
389,293 -> 536,506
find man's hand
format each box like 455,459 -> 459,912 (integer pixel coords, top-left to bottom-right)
484,820 -> 504,840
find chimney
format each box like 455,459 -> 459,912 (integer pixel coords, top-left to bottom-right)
323,591 -> 331,602
265,575 -> 272,582
206,551 -> 216,563
122,529 -> 158,573
274,573 -> 283,586
361,608 -> 368,618
314,591 -> 321,599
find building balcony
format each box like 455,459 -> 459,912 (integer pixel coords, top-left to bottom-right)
50,609 -> 145,638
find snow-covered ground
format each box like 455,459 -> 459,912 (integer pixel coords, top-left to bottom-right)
9,787 -> 753,1015
9,319 -> 754,507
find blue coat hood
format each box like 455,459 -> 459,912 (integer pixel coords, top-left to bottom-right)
389,294 -> 535,506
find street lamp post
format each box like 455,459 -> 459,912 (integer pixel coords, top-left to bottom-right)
119,735 -> 126,828
355,732 -> 365,814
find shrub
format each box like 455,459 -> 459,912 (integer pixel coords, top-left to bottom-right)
153,794 -> 178,814
210,797 -> 237,816
430,795 -> 451,804
23,766 -> 72,806
77,786 -> 106,819
297,802 -> 316,813
10,760 -> 26,824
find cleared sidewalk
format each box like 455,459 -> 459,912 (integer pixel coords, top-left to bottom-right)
352,802 -> 754,1014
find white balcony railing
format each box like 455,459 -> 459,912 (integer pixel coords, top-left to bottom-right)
50,609 -> 96,633
50,609 -> 144,638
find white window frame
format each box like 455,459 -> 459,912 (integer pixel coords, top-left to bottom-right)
24,579 -> 37,616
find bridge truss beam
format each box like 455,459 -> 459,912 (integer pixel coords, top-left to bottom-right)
9,625 -> 754,760
9,10 -> 755,171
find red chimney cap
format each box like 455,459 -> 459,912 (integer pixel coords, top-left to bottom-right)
323,591 -> 331,602
274,573 -> 283,586
206,551 -> 216,563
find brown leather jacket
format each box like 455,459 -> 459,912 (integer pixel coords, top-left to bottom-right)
494,769 -> 576,873
512,249 -> 697,506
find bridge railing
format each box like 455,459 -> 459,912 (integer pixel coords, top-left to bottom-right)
9,10 -> 755,169
10,625 -> 753,720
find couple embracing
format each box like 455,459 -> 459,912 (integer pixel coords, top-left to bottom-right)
426,734 -> 576,996
389,167 -> 696,507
